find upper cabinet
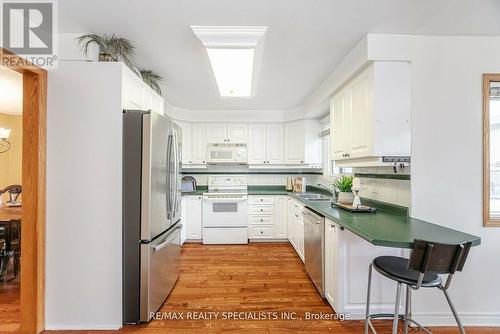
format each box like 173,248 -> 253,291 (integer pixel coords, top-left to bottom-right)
177,119 -> 321,168
122,68 -> 145,110
176,122 -> 206,166
177,121 -> 192,164
122,66 -> 164,115
248,123 -> 284,165
330,62 -> 411,166
191,124 -> 207,164
284,120 -> 322,166
206,123 -> 248,143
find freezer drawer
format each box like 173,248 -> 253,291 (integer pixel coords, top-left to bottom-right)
140,223 -> 181,322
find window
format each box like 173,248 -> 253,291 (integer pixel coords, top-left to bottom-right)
322,132 -> 351,176
483,74 -> 500,227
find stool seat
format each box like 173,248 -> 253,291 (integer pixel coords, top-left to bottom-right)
373,256 -> 442,287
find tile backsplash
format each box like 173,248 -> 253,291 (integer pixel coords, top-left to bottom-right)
184,166 -> 411,208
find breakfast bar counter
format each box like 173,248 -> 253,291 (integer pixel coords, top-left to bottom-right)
248,186 -> 481,249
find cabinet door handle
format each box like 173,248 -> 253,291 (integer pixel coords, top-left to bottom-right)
301,160 -> 304,163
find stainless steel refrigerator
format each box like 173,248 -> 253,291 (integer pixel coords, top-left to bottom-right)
123,110 -> 182,324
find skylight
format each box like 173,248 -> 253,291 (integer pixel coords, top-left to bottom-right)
206,48 -> 254,97
191,26 -> 267,98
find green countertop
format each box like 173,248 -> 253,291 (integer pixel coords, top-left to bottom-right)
183,185 -> 481,249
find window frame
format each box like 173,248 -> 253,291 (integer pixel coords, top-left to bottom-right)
483,73 -> 500,227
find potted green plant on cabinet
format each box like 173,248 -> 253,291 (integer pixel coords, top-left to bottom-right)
77,33 -> 136,69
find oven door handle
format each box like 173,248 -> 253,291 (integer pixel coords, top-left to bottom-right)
203,198 -> 247,203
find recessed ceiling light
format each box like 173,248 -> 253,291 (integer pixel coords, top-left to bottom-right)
191,26 -> 267,98
206,48 -> 254,97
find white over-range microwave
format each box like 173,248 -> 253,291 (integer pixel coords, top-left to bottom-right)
206,143 -> 247,164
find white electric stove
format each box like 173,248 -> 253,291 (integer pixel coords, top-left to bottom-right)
202,176 -> 248,244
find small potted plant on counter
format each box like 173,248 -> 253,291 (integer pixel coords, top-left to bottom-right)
333,175 -> 354,204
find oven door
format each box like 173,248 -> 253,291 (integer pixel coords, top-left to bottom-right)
202,196 -> 248,227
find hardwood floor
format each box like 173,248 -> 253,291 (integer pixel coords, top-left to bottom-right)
44,243 -> 499,334
0,275 -> 21,333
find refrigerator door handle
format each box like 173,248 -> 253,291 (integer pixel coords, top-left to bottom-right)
166,133 -> 174,219
152,225 -> 181,252
171,131 -> 179,219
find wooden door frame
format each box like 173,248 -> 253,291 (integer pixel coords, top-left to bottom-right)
483,74 -> 500,227
1,48 -> 47,333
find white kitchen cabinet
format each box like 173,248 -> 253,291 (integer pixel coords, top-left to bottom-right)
266,124 -> 284,164
248,123 -> 284,165
330,89 -> 349,160
287,197 -> 305,262
185,195 -> 203,240
191,124 -> 207,164
180,197 -> 188,245
122,67 -> 145,110
324,218 -> 338,309
330,62 -> 411,166
284,120 -> 322,166
151,92 -> 164,115
176,122 -> 206,166
206,123 -> 227,143
248,124 -> 267,164
248,195 -> 275,240
206,123 -> 248,143
296,217 -> 304,261
176,121 -> 192,164
122,66 -> 164,115
227,124 -> 248,143
274,196 -> 288,239
323,218 -> 403,318
287,198 -> 297,248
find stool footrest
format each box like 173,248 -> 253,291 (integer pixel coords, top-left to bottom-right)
366,314 -> 433,334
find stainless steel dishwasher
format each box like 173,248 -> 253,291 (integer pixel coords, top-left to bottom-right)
303,207 -> 325,297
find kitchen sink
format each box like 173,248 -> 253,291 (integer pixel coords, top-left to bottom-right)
296,193 -> 332,201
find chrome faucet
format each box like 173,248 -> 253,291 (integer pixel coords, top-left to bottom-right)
317,183 -> 337,201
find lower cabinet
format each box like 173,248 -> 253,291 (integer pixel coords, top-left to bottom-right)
248,195 -> 288,240
324,218 -> 339,309
182,195 -> 203,241
274,196 -> 288,239
324,218 -> 404,319
287,197 -> 305,262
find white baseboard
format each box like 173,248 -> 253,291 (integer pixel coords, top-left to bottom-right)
45,324 -> 122,330
344,306 -> 500,327
412,312 -> 500,327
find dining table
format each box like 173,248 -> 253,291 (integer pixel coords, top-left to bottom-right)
0,206 -> 21,280
0,206 -> 21,245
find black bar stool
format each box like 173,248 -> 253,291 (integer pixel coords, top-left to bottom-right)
364,239 -> 472,334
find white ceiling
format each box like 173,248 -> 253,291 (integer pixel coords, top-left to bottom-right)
0,65 -> 23,115
59,0 -> 500,111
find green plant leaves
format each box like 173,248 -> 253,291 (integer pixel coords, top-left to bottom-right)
332,175 -> 353,192
77,33 -> 163,96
